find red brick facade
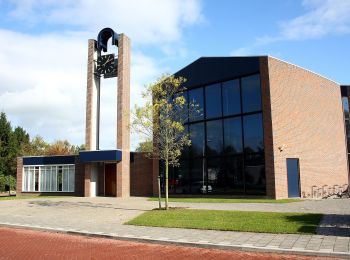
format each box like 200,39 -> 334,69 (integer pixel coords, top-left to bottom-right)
261,56 -> 348,199
130,153 -> 154,196
116,34 -> 131,198
16,157 -> 23,195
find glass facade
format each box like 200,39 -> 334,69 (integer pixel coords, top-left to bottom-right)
168,73 -> 265,195
23,165 -> 75,192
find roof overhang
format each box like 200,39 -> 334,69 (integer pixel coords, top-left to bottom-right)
78,149 -> 122,163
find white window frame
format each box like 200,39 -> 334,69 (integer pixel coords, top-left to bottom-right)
22,164 -> 75,193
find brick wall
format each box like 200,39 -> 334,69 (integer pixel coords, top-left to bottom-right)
74,157 -> 85,196
16,157 -> 23,196
260,57 -> 276,198
263,56 -> 348,199
130,153 -> 154,196
116,34 -> 131,198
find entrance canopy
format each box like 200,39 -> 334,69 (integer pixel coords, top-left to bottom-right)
78,149 -> 122,163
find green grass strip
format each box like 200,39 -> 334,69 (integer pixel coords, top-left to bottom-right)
148,197 -> 302,203
127,209 -> 322,234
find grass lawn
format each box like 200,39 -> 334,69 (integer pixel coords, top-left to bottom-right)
127,209 -> 322,234
148,197 -> 302,203
0,195 -> 74,201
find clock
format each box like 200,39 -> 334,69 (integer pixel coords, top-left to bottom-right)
96,54 -> 116,76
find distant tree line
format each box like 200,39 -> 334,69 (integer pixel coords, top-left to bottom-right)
0,112 -> 84,192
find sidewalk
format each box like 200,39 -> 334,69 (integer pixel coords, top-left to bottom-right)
0,197 -> 349,258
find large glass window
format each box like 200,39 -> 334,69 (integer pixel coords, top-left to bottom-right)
242,74 -> 262,113
189,122 -> 204,157
206,120 -> 223,156
205,83 -> 222,119
243,114 -> 264,153
172,73 -> 264,196
188,88 -> 204,121
23,165 -> 75,192
222,80 -> 241,116
224,117 -> 243,155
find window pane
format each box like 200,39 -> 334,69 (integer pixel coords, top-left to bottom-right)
51,166 -> 57,192
47,166 -> 52,191
35,167 -> 39,191
181,125 -> 189,159
69,166 -> 75,192
222,80 -> 241,116
40,167 -> 44,191
206,120 -> 223,156
190,158 -> 207,194
207,158 -> 225,194
23,167 -> 28,191
242,74 -> 262,113
189,122 -> 204,157
243,113 -> 264,153
63,167 -> 69,192
244,153 -> 265,194
173,92 -> 188,123
224,117 -> 243,155
226,156 -> 244,193
29,167 -> 35,191
188,88 -> 204,121
343,97 -> 349,119
57,166 -> 63,191
205,83 -> 222,119
170,160 -> 190,194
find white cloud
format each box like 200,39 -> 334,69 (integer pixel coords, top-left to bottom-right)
0,1 -> 203,150
231,0 -> 350,56
280,0 -> 350,40
7,0 -> 203,44
0,29 -> 164,148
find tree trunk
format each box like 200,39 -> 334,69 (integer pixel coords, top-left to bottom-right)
158,176 -> 161,209
165,159 -> 169,210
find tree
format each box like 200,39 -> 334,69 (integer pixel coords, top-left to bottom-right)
0,113 -> 30,192
135,140 -> 153,153
45,140 -> 74,155
131,75 -> 199,209
20,136 -> 49,156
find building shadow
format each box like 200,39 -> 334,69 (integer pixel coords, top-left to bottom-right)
316,214 -> 350,237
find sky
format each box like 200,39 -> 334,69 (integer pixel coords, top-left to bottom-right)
0,0 -> 349,150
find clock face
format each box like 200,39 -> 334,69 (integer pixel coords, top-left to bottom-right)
96,54 -> 115,75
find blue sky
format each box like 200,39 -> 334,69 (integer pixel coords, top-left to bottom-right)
0,0 -> 349,149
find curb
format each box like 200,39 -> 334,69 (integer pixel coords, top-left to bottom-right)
0,222 -> 349,259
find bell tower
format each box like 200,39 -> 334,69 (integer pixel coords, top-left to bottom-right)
83,28 -> 130,197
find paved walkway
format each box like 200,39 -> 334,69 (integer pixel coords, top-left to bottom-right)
0,227 -> 334,260
0,197 -> 349,258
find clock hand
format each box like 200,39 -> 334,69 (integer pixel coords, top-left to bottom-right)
103,57 -> 113,66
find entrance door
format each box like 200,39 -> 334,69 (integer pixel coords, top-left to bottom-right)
105,163 -> 116,197
287,159 -> 300,198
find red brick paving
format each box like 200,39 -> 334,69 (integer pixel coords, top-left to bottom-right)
0,227 -> 341,260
